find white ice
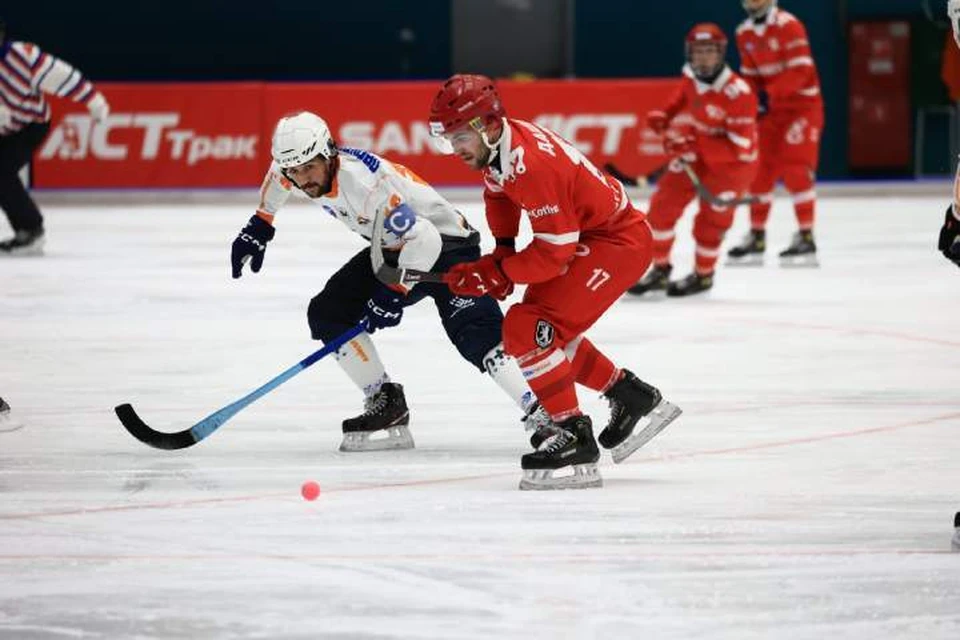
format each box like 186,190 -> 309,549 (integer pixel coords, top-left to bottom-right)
1,192 -> 959,639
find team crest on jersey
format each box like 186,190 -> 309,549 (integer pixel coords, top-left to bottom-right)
535,319 -> 555,348
706,104 -> 726,120
768,38 -> 780,51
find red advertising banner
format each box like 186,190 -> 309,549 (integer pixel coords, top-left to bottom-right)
34,83 -> 264,188
34,79 -> 680,189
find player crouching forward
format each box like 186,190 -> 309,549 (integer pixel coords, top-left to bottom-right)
231,111 -> 548,451
629,23 -> 758,298
429,75 -> 682,490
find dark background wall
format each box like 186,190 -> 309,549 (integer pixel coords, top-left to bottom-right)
2,0 -> 953,179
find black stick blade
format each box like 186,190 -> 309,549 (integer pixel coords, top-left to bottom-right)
114,403 -> 200,450
603,162 -> 639,187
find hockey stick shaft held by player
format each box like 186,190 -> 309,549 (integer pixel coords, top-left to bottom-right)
114,322 -> 367,450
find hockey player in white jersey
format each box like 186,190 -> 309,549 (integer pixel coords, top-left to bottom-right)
231,111 -> 547,451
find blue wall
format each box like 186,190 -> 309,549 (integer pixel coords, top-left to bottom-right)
2,1 -> 451,80
2,1 -> 943,179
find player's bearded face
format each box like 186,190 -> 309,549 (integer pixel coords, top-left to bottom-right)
690,44 -> 722,79
444,127 -> 489,170
284,158 -> 331,198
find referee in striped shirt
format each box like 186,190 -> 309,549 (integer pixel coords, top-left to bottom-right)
0,19 -> 109,255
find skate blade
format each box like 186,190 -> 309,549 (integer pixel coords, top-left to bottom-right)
611,400 -> 682,464
725,254 -> 764,267
779,254 -> 819,268
1,242 -> 44,257
625,287 -> 668,299
519,463 -> 603,490
339,425 -> 415,452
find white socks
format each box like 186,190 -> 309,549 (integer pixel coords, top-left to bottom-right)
334,332 -> 389,398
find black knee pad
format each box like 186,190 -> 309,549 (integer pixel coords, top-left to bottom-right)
307,294 -> 354,342
448,316 -> 503,372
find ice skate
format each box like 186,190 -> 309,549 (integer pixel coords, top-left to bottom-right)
0,397 -> 9,423
627,263 -> 672,297
953,512 -> 960,552
519,415 -> 602,490
522,401 -> 554,448
0,229 -> 45,256
779,230 -> 818,267
726,229 -> 765,266
599,370 -> 681,463
339,382 -> 414,451
666,271 -> 713,297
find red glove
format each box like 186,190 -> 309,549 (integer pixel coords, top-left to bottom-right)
663,131 -> 696,157
646,110 -> 670,134
444,254 -> 514,300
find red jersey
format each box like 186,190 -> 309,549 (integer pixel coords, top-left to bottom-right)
481,118 -> 641,284
736,7 -> 822,111
659,65 -> 759,167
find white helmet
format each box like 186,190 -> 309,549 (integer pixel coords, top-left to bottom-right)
271,111 -> 338,169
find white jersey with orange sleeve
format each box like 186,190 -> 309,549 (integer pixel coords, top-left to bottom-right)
255,147 -> 474,287
736,7 -> 822,111
0,41 -> 108,135
481,118 -> 638,285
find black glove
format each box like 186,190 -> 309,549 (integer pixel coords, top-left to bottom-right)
363,284 -> 405,332
231,215 -> 275,279
758,90 -> 769,117
938,204 -> 960,268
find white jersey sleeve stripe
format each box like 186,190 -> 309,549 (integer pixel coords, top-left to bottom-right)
533,231 -> 580,246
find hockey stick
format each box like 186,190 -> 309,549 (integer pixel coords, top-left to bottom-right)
678,161 -> 759,208
369,207 -> 447,286
603,162 -> 668,189
114,322 -> 367,450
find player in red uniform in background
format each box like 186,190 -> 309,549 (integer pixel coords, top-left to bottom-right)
727,0 -> 824,267
428,75 -> 681,490
628,23 -> 758,298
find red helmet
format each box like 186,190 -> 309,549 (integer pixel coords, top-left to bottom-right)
428,74 -> 506,136
685,23 -> 728,81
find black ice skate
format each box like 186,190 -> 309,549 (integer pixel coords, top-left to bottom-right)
0,228 -> 45,256
519,415 -> 602,490
339,382 -> 414,452
0,397 -> 9,421
627,263 -> 672,297
953,512 -> 960,552
598,370 -> 682,463
779,230 -> 818,267
666,271 -> 713,297
726,229 -> 765,266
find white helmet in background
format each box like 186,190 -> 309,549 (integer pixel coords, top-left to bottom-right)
950,0 -> 960,49
271,111 -> 338,169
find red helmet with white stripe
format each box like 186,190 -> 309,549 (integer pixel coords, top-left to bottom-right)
685,23 -> 728,82
428,74 -> 505,138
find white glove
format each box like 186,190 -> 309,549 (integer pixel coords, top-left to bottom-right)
0,102 -> 11,130
951,0 -> 960,48
86,91 -> 110,123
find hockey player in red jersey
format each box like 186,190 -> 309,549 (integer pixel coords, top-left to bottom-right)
727,0 -> 824,267
428,74 -> 681,490
628,23 -> 758,298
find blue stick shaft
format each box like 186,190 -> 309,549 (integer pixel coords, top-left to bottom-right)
189,323 -> 366,441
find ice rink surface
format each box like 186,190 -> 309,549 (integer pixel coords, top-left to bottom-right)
1,192 -> 959,639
